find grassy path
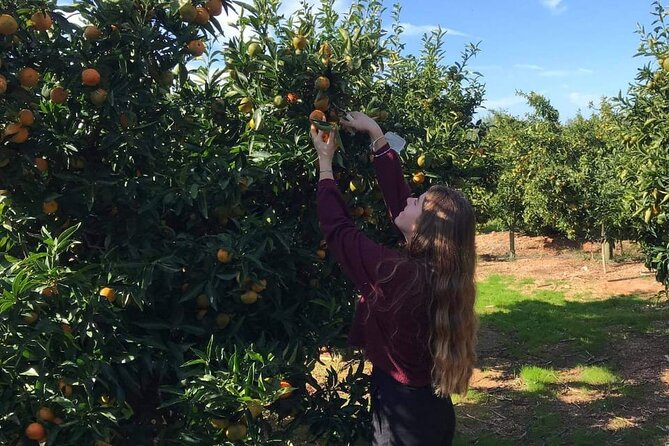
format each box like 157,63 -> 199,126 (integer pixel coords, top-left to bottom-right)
454,275 -> 669,445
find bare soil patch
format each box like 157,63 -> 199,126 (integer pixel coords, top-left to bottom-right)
476,231 -> 664,299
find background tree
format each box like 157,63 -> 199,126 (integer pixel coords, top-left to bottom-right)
614,0 -> 669,294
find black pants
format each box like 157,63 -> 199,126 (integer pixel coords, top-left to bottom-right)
371,367 -> 455,446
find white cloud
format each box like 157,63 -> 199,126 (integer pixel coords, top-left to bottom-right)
481,95 -> 526,111
515,63 -> 544,71
568,92 -> 599,108
398,23 -> 468,37
539,68 -> 592,77
516,64 -> 593,78
541,0 -> 567,14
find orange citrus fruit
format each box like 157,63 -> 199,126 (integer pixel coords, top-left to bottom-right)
196,294 -> 209,309
58,379 -> 73,396
31,12 -> 53,31
50,86 -> 68,103
99,287 -> 116,302
41,286 -> 57,297
247,42 -> 262,57
0,14 -> 18,35
309,109 -> 326,122
12,127 -> 29,143
247,401 -> 263,418
313,94 -> 329,112
19,67 -> 40,88
23,311 -> 39,324
42,200 -> 58,215
251,279 -> 267,293
84,25 -> 101,41
316,249 -> 326,259
187,39 -> 205,56
238,97 -> 253,113
205,0 -> 223,16
81,68 -> 101,86
412,172 -> 425,184
225,424 -> 248,441
179,4 -> 197,22
0,75 -> 6,94
25,422 -> 46,441
195,7 -> 210,25
210,418 -> 230,429
240,290 -> 258,304
37,407 -> 55,422
314,75 -> 330,91
279,380 -> 293,398
273,95 -> 287,108
35,158 -> 48,173
287,92 -> 298,104
217,248 -> 232,263
4,123 -> 26,142
19,109 -> 34,126
90,88 -> 108,106
292,35 -> 308,50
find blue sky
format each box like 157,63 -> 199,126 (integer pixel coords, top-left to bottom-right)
56,0 -> 658,121
383,0 -> 657,121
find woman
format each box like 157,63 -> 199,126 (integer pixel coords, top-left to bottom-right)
312,111 -> 478,446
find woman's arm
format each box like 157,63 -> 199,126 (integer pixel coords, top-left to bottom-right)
340,112 -> 412,222
312,127 -> 400,294
317,179 -> 399,294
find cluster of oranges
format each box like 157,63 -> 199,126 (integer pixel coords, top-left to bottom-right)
2,109 -> 33,144
309,75 -> 333,142
24,403 -> 66,444
181,0 -> 224,57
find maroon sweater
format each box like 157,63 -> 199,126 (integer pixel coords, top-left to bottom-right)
317,143 -> 433,387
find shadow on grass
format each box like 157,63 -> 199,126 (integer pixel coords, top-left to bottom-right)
454,275 -> 669,446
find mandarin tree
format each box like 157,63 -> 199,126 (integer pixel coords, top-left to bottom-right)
614,1 -> 669,294
1,0 -> 487,444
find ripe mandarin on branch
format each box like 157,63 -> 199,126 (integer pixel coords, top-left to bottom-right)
0,14 -> 18,35
50,86 -> 68,103
99,287 -> 116,302
25,423 -> 46,441
84,25 -> 102,40
31,12 -> 53,31
81,68 -> 101,86
18,67 -> 40,88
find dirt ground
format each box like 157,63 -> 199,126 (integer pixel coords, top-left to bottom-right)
463,231 -> 669,444
476,231 -> 665,299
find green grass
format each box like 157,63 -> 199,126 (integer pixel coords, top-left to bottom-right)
453,275 -> 669,446
575,366 -> 619,385
519,365 -> 559,392
476,275 -> 669,357
452,389 -> 486,405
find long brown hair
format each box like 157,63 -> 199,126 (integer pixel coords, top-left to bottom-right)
410,185 -> 478,396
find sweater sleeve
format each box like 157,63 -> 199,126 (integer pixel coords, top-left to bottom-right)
317,179 -> 400,294
372,143 -> 412,222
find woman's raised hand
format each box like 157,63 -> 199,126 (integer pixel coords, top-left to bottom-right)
310,126 -> 337,160
339,111 -> 381,135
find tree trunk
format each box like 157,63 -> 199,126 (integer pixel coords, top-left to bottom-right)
509,228 -> 516,260
601,224 -> 608,274
619,240 -> 624,257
